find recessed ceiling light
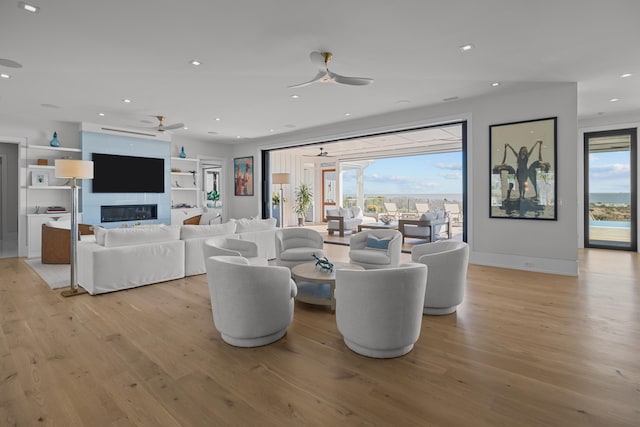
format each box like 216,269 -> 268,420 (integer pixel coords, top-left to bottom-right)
610,98 -> 620,102
215,117 -> 221,121
291,95 -> 300,99
236,136 -> 241,139
122,99 -> 132,103
269,129 -> 275,132
491,82 -> 500,87
189,60 -> 201,66
459,43 -> 474,52
183,126 -> 188,130
344,113 -> 351,116
0,73 -> 11,79
19,2 -> 39,13
97,112 -> 105,116
620,73 -> 632,78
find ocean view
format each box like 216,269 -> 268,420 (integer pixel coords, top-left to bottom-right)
589,192 -> 631,205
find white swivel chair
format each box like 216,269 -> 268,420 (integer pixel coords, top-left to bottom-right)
205,256 -> 297,347
348,229 -> 402,269
411,241 -> 469,315
335,263 -> 427,358
203,235 -> 267,266
275,228 -> 325,269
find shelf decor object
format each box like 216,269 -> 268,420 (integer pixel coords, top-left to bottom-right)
55,159 -> 94,297
272,172 -> 290,228
179,146 -> 186,158
49,132 -> 60,147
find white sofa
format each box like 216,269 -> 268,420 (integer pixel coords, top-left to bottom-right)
77,217 -> 278,294
182,217 -> 277,275
78,225 -> 185,295
326,206 -> 376,237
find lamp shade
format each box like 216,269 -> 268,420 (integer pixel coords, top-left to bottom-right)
272,172 -> 290,185
55,159 -> 94,179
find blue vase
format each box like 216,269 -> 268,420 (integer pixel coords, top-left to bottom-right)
179,146 -> 186,158
49,132 -> 60,147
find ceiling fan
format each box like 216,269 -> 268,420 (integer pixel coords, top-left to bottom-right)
288,51 -> 374,88
150,115 -> 184,132
304,147 -> 334,157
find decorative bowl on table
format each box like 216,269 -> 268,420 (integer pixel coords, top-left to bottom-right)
380,215 -> 392,225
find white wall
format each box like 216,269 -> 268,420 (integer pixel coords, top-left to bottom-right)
230,82 -> 579,275
0,119 -> 230,256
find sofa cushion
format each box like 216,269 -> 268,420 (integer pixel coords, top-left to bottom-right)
180,221 -> 236,239
233,217 -> 276,233
350,206 -> 363,219
94,226 -> 107,245
339,207 -> 353,219
420,212 -> 438,221
365,236 -> 391,251
101,225 -> 181,248
326,208 -> 339,217
47,219 -> 71,229
199,212 -> 222,225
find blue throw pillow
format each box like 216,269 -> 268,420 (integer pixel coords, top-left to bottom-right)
366,236 -> 391,251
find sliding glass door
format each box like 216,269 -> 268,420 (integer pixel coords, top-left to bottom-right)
584,128 -> 637,250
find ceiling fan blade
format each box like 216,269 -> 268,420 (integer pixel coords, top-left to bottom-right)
309,51 -> 327,71
160,122 -> 184,131
288,71 -> 327,88
330,71 -> 374,86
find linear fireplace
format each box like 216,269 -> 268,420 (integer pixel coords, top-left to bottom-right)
101,204 -> 158,223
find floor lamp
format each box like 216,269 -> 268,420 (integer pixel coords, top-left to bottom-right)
55,159 -> 94,297
272,173 -> 290,228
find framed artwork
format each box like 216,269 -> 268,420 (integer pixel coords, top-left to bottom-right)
490,117 -> 557,220
233,156 -> 254,196
31,171 -> 49,187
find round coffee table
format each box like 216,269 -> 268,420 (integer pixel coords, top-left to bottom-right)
291,261 -> 364,311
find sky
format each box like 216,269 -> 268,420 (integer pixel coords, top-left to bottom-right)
589,151 -> 631,193
341,152 -> 463,195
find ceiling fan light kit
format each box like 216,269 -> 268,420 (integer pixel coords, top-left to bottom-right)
289,51 -> 374,88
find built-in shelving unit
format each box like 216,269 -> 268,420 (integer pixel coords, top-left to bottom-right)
170,156 -> 201,208
25,144 -> 83,257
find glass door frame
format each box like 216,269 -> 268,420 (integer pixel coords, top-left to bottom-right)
584,128 -> 637,251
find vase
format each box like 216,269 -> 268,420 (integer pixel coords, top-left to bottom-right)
179,146 -> 186,158
49,132 -> 60,147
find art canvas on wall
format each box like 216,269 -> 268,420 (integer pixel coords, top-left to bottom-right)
490,117 -> 557,220
234,156 -> 254,196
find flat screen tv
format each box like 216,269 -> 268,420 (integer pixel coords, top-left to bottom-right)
92,153 -> 165,193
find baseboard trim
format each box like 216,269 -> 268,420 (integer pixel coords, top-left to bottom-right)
470,251 -> 579,276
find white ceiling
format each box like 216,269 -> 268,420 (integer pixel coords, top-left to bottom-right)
1,0 -> 639,144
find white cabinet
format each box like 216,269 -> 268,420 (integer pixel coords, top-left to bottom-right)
170,157 -> 201,210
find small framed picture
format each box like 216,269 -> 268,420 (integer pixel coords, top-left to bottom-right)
233,156 -> 254,196
31,171 -> 49,187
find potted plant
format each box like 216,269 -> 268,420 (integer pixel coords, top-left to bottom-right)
293,183 -> 313,226
207,190 -> 220,207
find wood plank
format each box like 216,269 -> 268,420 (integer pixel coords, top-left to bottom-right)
0,248 -> 638,426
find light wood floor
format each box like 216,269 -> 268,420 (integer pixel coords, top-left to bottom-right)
1,247 -> 639,426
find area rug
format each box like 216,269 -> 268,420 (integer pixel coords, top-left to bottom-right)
24,258 -> 69,290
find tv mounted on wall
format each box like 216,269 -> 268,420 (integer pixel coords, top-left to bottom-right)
92,153 -> 165,193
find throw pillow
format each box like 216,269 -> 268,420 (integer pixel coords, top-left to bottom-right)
350,206 -> 363,218
420,212 -> 437,221
180,221 -> 237,239
365,235 -> 391,251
